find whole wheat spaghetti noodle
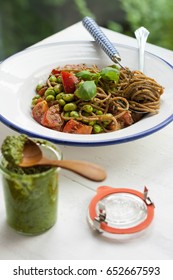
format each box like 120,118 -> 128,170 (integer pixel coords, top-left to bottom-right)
31,64 -> 164,134
116,69 -> 164,113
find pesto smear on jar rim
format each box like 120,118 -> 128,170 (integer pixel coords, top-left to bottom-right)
1,134 -> 28,165
1,134 -> 53,175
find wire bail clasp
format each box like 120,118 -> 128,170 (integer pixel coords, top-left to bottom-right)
144,186 -> 155,207
93,202 -> 107,232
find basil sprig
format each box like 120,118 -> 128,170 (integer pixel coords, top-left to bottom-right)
75,66 -> 120,101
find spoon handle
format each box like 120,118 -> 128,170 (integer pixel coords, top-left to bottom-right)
39,158 -> 107,182
82,17 -> 122,65
134,27 -> 150,72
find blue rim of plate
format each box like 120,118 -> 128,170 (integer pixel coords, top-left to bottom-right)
1,113 -> 173,146
0,41 -> 173,146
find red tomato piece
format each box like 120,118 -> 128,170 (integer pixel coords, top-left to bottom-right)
36,97 -> 44,104
32,100 -> 48,124
51,69 -> 61,75
37,86 -> 47,96
119,111 -> 134,126
41,104 -> 64,131
61,71 -> 79,93
63,119 -> 92,134
131,112 -> 144,123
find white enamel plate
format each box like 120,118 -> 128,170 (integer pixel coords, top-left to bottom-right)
0,41 -> 173,146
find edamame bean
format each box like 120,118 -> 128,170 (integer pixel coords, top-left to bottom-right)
45,88 -> 56,97
56,92 -> 65,100
93,124 -> 103,133
70,111 -> 79,118
96,110 -> 103,115
58,99 -> 66,106
36,84 -> 44,92
100,113 -> 113,122
103,121 -> 110,127
56,76 -> 62,83
82,111 -> 90,117
82,119 -> 89,124
105,113 -> 113,118
54,84 -> 63,93
89,120 -> 96,126
64,112 -> 70,117
82,104 -> 93,113
64,103 -> 77,112
31,99 -> 38,106
32,95 -> 41,105
46,95 -> 55,102
63,94 -> 74,102
32,94 -> 40,100
49,75 -> 57,82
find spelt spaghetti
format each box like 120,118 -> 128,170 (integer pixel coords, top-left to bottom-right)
31,64 -> 164,134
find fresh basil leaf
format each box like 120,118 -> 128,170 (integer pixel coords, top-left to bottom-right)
75,81 -> 97,101
100,67 -> 120,82
75,70 -> 99,81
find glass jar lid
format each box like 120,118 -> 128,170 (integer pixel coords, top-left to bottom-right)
88,186 -> 155,235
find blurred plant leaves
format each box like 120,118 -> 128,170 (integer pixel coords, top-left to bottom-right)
119,0 -> 173,50
0,0 -> 172,61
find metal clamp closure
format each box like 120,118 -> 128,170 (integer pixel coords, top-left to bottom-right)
93,202 -> 107,232
144,186 -> 155,207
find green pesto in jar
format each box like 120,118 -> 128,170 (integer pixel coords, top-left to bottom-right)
0,135 -> 61,235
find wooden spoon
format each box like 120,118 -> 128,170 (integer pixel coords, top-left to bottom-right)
19,140 -> 107,182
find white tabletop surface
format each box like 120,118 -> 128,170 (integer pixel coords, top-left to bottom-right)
0,22 -> 173,260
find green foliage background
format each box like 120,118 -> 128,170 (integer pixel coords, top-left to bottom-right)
0,0 -> 172,60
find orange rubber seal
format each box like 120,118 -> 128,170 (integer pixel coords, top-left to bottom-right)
89,186 -> 155,234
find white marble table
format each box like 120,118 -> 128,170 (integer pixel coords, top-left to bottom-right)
0,22 -> 173,260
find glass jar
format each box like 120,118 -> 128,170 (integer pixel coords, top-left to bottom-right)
0,140 -> 62,235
